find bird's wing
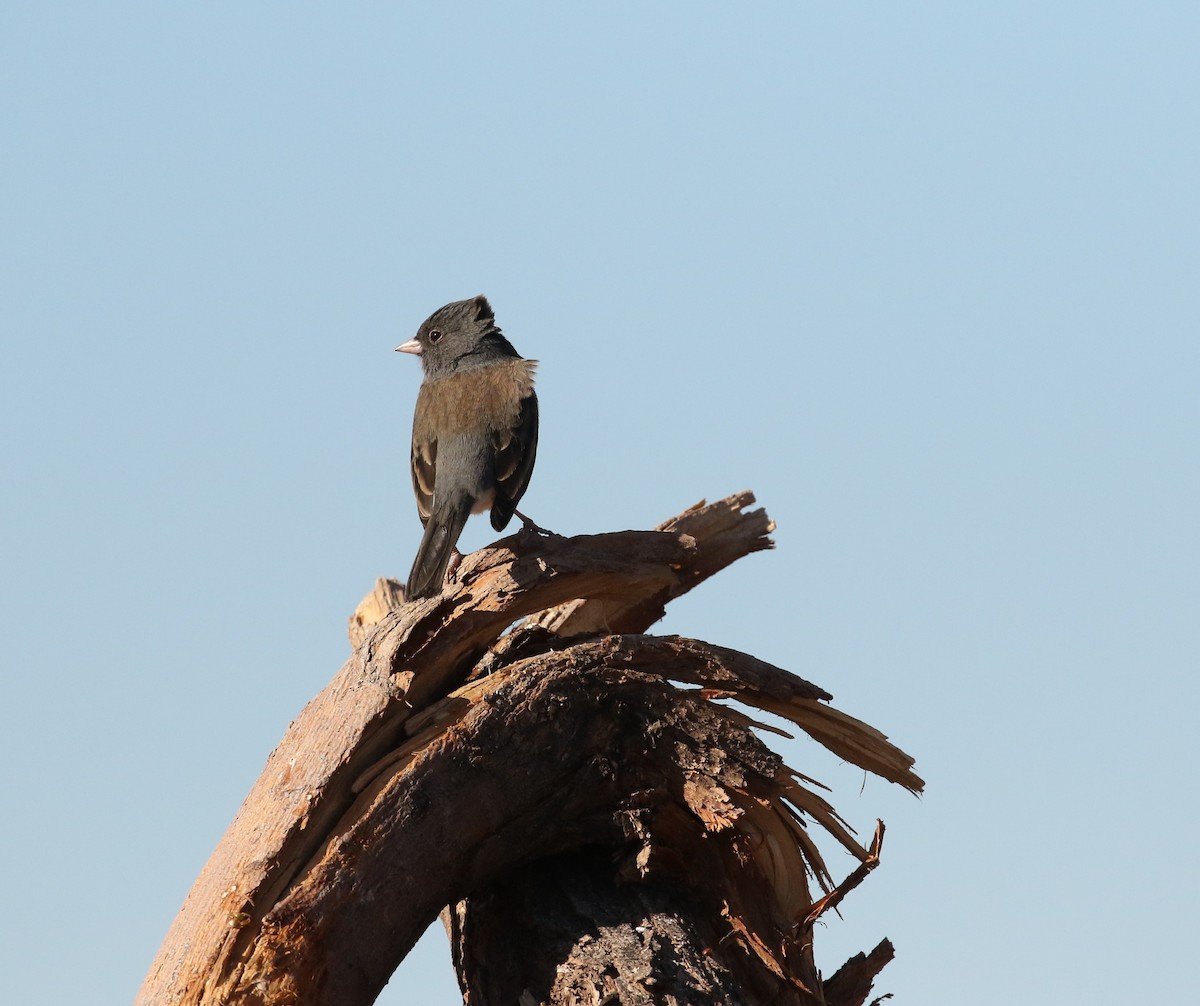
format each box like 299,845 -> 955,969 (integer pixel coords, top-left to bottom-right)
411,432 -> 437,525
490,389 -> 538,531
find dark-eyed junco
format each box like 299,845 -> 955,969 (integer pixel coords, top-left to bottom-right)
396,295 -> 539,599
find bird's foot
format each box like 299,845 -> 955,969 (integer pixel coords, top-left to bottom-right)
444,547 -> 465,584
514,508 -> 553,537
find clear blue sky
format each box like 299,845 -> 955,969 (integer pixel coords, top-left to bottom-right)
2,4 -> 1196,1003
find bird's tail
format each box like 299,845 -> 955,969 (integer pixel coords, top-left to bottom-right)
406,496 -> 473,600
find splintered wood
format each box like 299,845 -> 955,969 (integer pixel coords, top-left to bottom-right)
137,492 -> 922,1006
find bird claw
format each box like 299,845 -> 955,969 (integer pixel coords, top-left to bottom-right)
514,508 -> 553,537
444,548 -> 465,584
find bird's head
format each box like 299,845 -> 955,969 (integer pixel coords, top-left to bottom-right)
396,295 -> 515,376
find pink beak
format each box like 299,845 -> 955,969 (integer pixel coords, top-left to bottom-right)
395,338 -> 422,355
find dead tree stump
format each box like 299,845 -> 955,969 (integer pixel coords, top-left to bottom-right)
137,492 -> 922,1006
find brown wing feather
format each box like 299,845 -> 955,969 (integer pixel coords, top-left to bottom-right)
411,435 -> 436,524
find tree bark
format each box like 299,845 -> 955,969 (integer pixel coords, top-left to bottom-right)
448,850 -> 753,1006
136,493 -> 921,1006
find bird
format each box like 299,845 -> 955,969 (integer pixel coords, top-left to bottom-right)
396,295 -> 540,599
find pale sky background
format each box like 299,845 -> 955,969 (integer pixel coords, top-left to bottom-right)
2,4 -> 1197,1004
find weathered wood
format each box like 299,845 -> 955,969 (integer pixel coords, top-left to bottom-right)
346,578 -> 404,650
529,490 -> 776,636
447,850 -> 754,1006
136,493 -> 921,1006
822,940 -> 896,1006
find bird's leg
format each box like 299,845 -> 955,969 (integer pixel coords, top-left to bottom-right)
514,508 -> 553,537
444,547 -> 465,584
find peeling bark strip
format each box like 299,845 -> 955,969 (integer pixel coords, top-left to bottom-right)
137,493 -> 922,1006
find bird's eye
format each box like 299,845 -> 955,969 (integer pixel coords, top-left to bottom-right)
428,329 -> 443,344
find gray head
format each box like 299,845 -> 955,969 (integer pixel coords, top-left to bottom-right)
395,295 -> 519,377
